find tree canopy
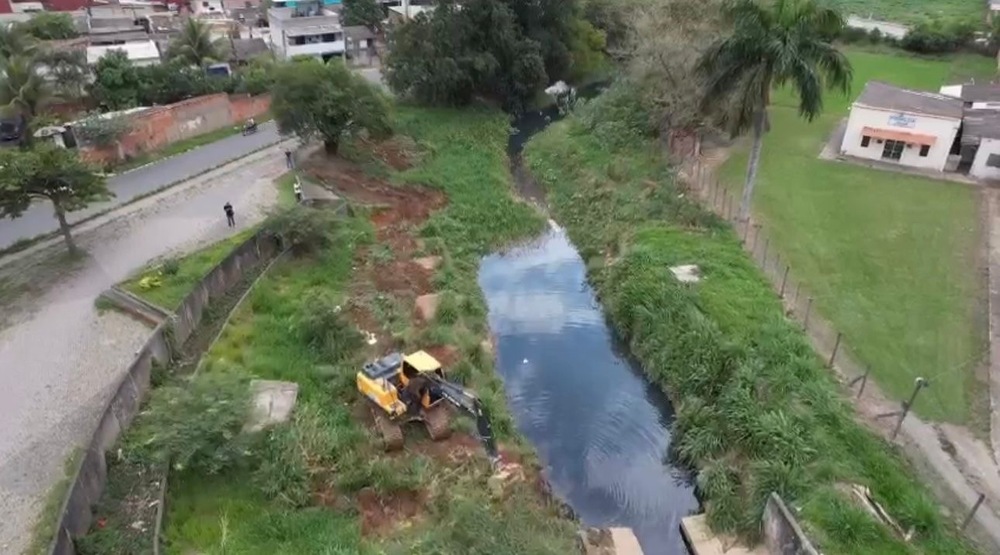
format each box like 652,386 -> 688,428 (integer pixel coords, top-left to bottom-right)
699,0 -> 851,221
20,12 -> 79,41
0,54 -> 57,143
384,0 -> 605,113
342,0 -> 384,30
270,59 -> 391,154
0,145 -> 112,254
89,52 -> 239,110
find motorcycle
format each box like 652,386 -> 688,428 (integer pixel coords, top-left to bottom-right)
242,122 -> 258,136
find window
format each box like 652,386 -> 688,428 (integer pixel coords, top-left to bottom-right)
202,1 -> 208,6
881,139 -> 905,161
861,135 -> 871,147
919,144 -> 930,157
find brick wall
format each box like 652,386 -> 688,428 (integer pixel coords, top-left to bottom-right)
81,93 -> 272,166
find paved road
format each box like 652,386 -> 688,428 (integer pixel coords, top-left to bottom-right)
0,121 -> 283,251
0,147 -> 288,554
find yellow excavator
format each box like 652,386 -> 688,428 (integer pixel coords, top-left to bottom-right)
356,350 -> 500,467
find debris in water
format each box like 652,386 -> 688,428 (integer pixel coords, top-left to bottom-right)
670,264 -> 701,283
522,358 -> 528,364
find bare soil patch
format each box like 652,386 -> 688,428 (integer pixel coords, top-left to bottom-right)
357,487 -> 424,536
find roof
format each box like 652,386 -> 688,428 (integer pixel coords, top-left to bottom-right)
404,350 -> 441,373
229,37 -> 268,61
343,25 -> 374,41
284,22 -> 341,36
855,81 -> 964,120
387,4 -> 433,17
87,39 -> 160,64
962,109 -> 1000,144
955,83 -> 1000,103
89,30 -> 152,43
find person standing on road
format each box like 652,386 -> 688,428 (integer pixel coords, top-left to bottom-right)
285,149 -> 294,169
293,181 -> 303,202
224,202 -> 235,227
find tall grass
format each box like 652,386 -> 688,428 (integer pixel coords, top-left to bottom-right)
524,119 -> 977,554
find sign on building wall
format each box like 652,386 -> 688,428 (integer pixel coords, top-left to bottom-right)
887,113 -> 916,128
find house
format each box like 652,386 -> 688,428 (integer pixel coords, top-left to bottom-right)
840,81 -> 963,172
387,3 -> 432,24
192,0 -> 225,17
228,36 -> 269,64
87,39 -> 162,66
939,82 -> 1000,110
990,0 -> 1000,21
961,109 -> 1000,180
268,2 -> 350,61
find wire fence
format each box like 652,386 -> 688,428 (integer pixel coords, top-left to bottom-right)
688,159 -> 998,547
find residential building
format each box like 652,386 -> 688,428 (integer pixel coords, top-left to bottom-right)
87,40 -> 162,65
192,0 -> 225,16
961,109 -> 1000,180
387,2 -> 432,24
227,36 -> 269,64
268,1 -> 348,61
840,81 -> 963,172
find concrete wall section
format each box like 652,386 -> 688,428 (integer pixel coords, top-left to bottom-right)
47,230 -> 282,555
762,493 -> 820,555
841,106 -> 960,171
972,138 -> 1000,181
82,94 -> 272,166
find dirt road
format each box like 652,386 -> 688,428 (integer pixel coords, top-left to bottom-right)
0,145 -> 289,554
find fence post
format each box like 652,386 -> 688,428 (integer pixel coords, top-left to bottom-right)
856,366 -> 871,399
762,237 -> 770,267
779,266 -> 790,298
751,224 -> 761,252
773,254 -> 780,274
804,297 -> 813,331
828,332 -> 842,368
892,377 -> 928,440
961,493 -> 986,531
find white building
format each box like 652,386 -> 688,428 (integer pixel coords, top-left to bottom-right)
268,3 -> 346,61
192,0 -> 226,16
841,81 -> 963,172
961,110 -> 1000,180
87,40 -> 162,66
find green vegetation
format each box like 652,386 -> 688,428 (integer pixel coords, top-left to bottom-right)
122,229 -> 256,310
525,99 -> 977,553
717,48 -> 992,424
828,0 -> 981,25
158,107 -> 572,553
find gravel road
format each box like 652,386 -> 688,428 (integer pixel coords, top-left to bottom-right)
0,146 -> 289,554
0,121 -> 282,251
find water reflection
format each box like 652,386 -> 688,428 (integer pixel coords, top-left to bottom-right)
479,227 -> 699,554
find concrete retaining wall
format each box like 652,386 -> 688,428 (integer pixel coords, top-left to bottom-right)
763,493 -> 820,555
47,230 -> 282,555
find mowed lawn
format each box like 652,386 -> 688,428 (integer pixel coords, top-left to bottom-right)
830,0 -> 982,24
719,49 -> 995,425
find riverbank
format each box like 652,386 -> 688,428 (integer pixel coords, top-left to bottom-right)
89,107 -> 579,553
523,113 -> 979,553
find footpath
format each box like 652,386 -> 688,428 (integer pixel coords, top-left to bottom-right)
0,143 -> 291,554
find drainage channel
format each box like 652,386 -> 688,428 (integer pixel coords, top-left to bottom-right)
476,100 -> 699,554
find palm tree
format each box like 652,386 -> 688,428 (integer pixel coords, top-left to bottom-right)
168,19 -> 229,67
0,24 -> 37,59
0,54 -> 56,144
699,0 -> 852,221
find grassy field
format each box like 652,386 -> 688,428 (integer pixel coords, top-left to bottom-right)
716,48 -> 995,425
154,107 -> 575,553
525,107 -> 979,553
121,229 -> 257,310
831,0 -> 982,24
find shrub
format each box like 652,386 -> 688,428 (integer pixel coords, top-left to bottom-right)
125,372 -> 253,474
574,81 -> 654,146
296,288 -> 362,361
161,258 -> 181,276
901,19 -> 976,54
265,204 -> 341,255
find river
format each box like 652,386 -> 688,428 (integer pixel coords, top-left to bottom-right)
476,101 -> 700,554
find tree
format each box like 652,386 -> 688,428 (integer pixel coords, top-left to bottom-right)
0,54 -> 57,143
625,0 -> 724,137
342,0 -> 384,31
89,50 -> 144,110
384,0 -> 547,113
271,59 -> 391,154
20,12 -> 79,40
167,18 -> 228,67
0,145 -> 112,254
699,0 -> 851,221
38,49 -> 89,100
0,23 -> 37,59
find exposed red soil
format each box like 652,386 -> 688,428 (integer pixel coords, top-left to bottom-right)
373,259 -> 433,296
357,487 -> 424,536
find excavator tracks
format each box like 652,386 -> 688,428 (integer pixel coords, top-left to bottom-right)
423,405 -> 453,441
372,407 -> 404,451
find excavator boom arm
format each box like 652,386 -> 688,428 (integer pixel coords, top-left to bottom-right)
426,373 -> 500,464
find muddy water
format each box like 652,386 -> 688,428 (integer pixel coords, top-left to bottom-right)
476,104 -> 699,553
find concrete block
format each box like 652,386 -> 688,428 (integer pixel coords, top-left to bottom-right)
244,380 -> 299,433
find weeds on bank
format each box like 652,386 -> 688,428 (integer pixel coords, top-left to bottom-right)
524,112 -> 977,554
